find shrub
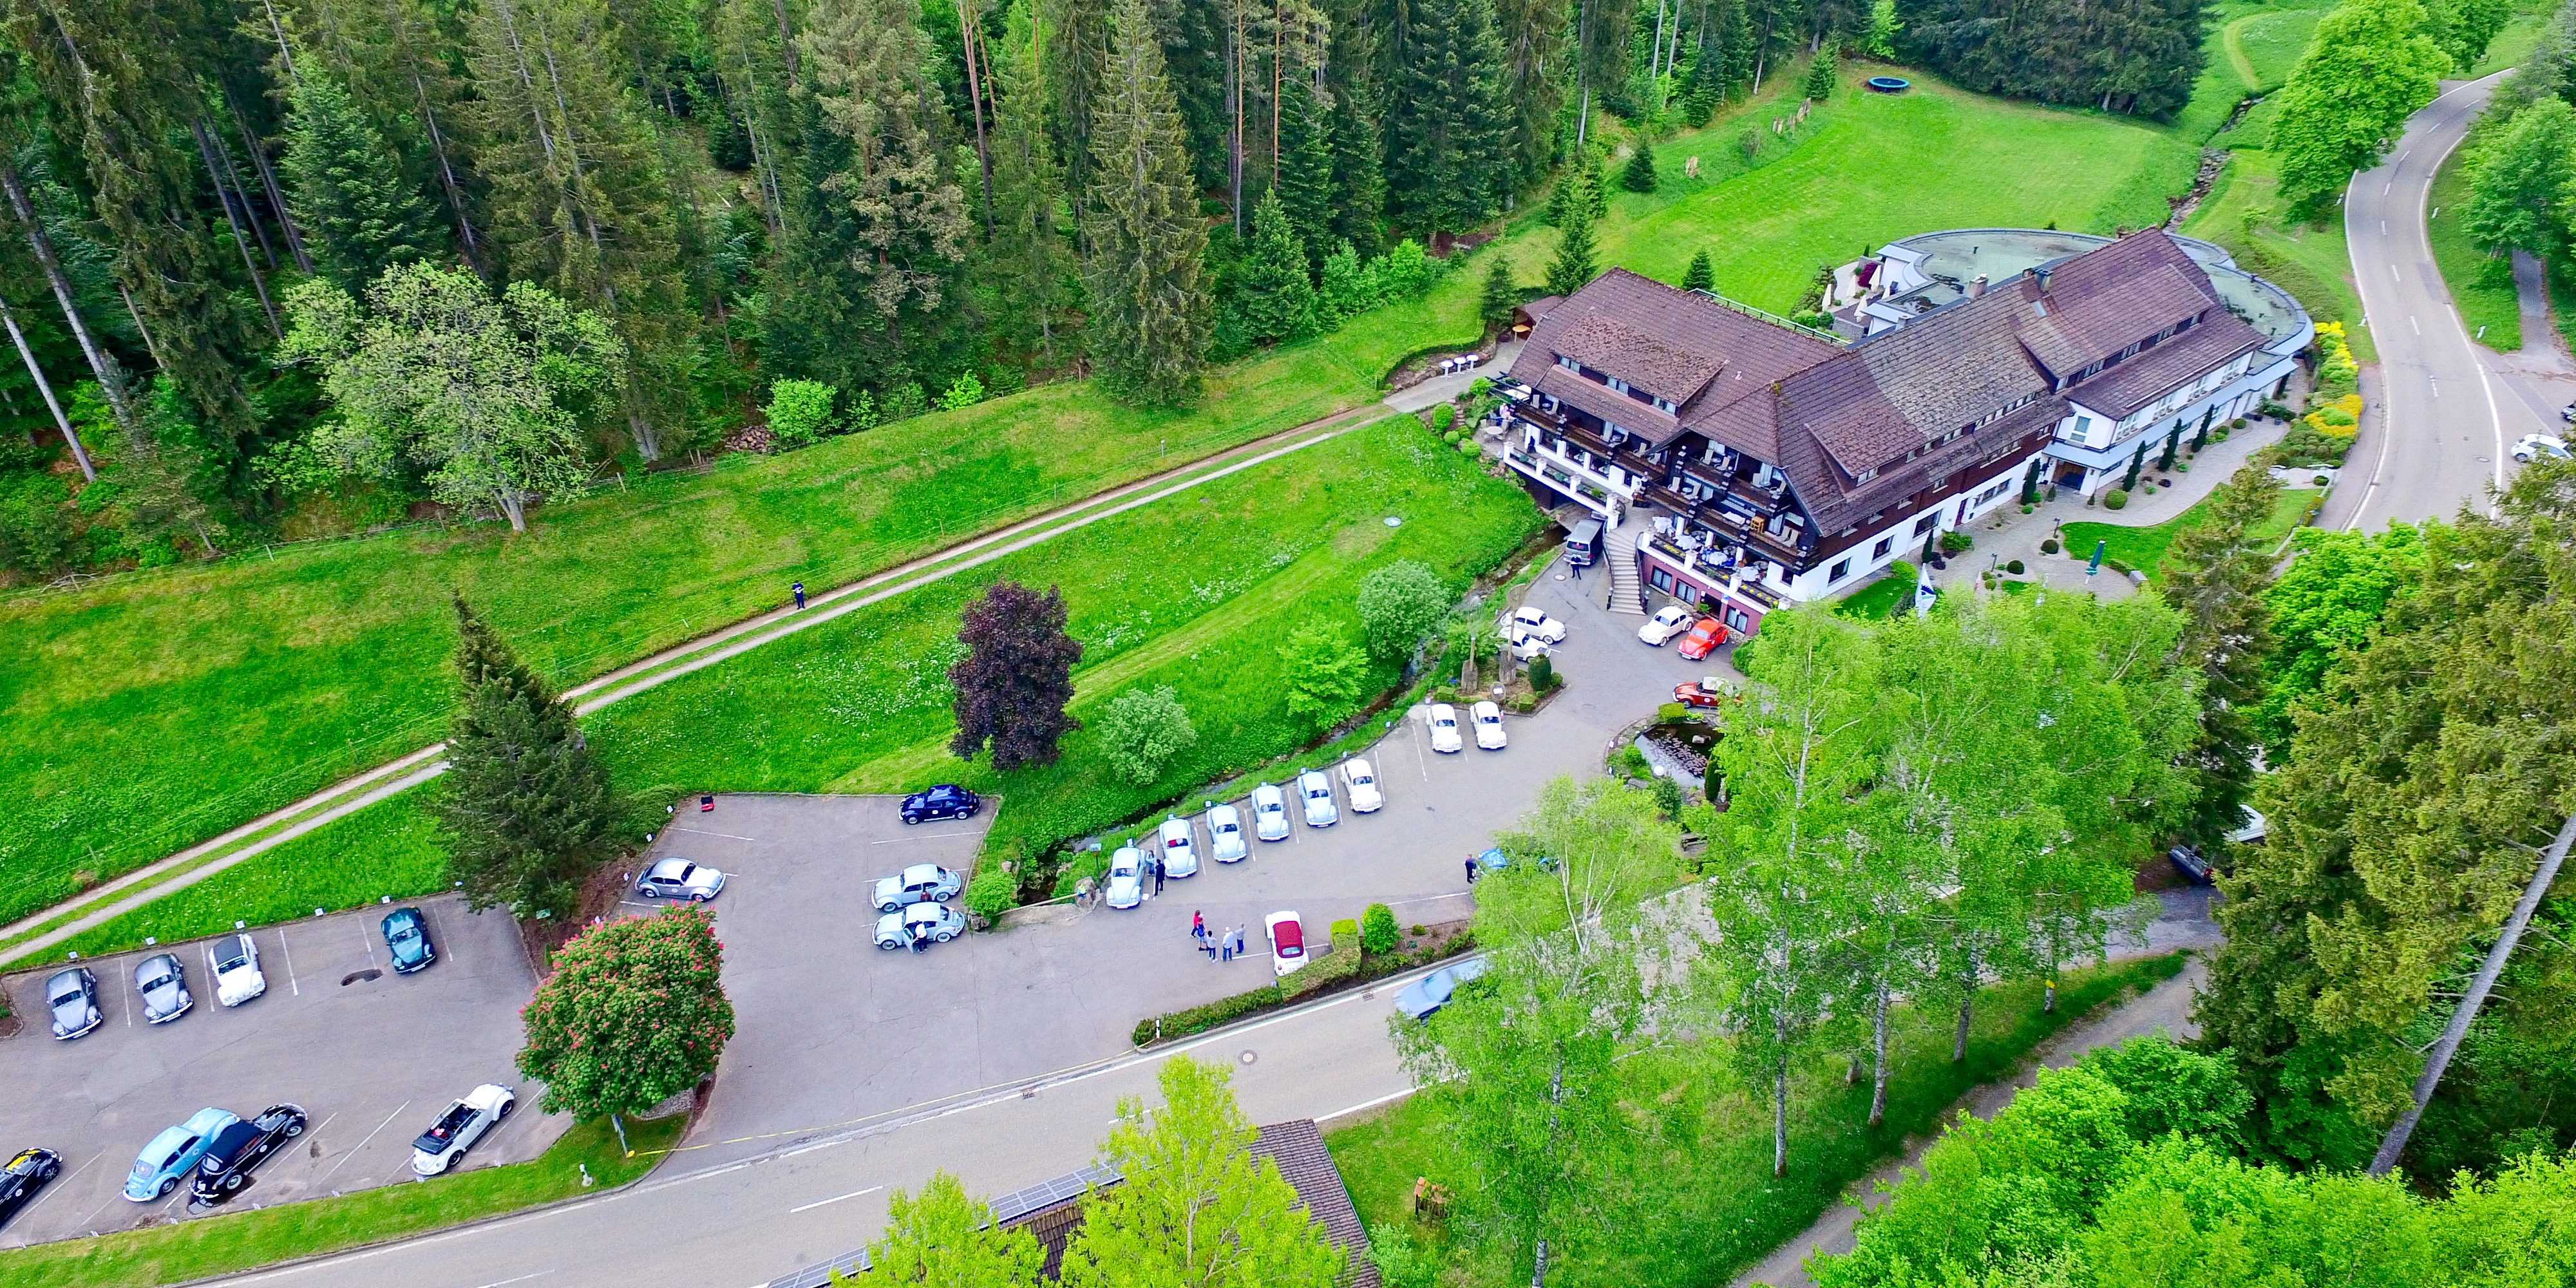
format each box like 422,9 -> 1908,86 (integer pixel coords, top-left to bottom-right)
1362,903 -> 1399,954
936,371 -> 986,412
1330,917 -> 1360,942
1096,685 -> 1198,784
1432,403 -> 1456,431
2104,489 -> 2129,510
1381,239 -> 1435,298
1938,530 -> 1973,554
964,864 -> 1017,922
1409,923 -> 1428,936
1614,744 -> 1651,778
1459,439 -> 1478,455
2005,559 -> 2025,574
2041,538 -> 2060,554
1528,652 -> 1558,692
1133,983 -> 1286,1046
2314,474 -> 2331,486
1358,560 -> 1450,661
2230,418 -> 2246,430
1651,775 -> 1683,817
763,379 -> 838,447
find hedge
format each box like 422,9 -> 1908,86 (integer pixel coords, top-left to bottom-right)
1132,983 -> 1287,1046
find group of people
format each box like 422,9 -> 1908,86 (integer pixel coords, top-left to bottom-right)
1190,911 -> 1247,962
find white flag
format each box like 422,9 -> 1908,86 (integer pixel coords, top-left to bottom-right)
1914,564 -> 1938,618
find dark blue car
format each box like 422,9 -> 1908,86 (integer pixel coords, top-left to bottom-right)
900,784 -> 981,825
382,907 -> 436,974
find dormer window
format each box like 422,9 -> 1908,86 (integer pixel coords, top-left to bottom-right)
2120,342 -> 2140,360
1606,376 -> 1631,395
1852,466 -> 1877,484
1557,355 -> 1579,372
1651,395 -> 1676,413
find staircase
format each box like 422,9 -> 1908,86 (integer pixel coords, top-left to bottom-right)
1604,524 -> 1648,616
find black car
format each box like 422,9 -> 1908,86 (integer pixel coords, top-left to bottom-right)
382,907 -> 437,974
2167,845 -> 2216,886
189,1104 -> 307,1204
0,1148 -> 62,1231
900,784 -> 980,824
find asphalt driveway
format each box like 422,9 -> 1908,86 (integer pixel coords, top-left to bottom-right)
667,550 -> 1726,1167
0,895 -> 562,1246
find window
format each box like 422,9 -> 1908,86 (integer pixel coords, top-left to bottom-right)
1725,606 -> 1753,634
1651,395 -> 1677,413
1852,466 -> 1877,484
1913,514 -> 1937,535
1557,355 -> 1579,372
1649,567 -> 1674,593
1828,558 -> 1852,583
2119,342 -> 2141,360
1606,376 -> 1631,394
1872,536 -> 1893,558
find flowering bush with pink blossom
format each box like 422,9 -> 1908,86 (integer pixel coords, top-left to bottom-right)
516,905 -> 734,1120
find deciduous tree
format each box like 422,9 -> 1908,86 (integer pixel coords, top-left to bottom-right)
1096,684 -> 1197,784
1356,559 -> 1449,661
1280,617 -> 1370,728
437,597 -> 623,916
949,580 -> 1084,771
2270,0 -> 2448,215
517,906 -> 733,1119
2461,95 -> 2576,261
840,1171 -> 1044,1286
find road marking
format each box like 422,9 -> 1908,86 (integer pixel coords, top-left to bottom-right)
357,917 -> 377,970
314,1101 -> 411,1189
15,1149 -> 100,1224
2382,220 -> 2387,234
2391,263 -> 2401,281
869,832 -> 974,843
2383,182 -> 2391,195
1389,892 -> 1472,909
2474,355 -> 2506,513
1318,1085 -> 1419,1123
2431,378 -> 2439,398
278,927 -> 299,996
790,1185 -> 884,1215
674,827 -> 762,842
118,959 -> 133,1027
2410,316 -> 2420,334
469,1274 -> 552,1288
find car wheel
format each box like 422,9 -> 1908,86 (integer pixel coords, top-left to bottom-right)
904,815 -> 920,826
639,887 -> 659,898
934,929 -> 956,942
879,940 -> 900,950
158,1177 -> 178,1198
285,1119 -> 305,1138
964,805 -> 978,818
498,1099 -> 515,1121
442,1151 -> 462,1173
222,1173 -> 245,1192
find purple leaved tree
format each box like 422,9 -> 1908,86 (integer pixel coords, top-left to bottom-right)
949,582 -> 1083,771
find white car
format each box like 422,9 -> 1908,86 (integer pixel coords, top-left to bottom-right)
212,934 -> 266,1007
1427,703 -> 1463,753
1472,699 -> 1508,750
1157,817 -> 1199,878
1104,846 -> 1146,909
1340,759 -> 1384,813
410,1084 -> 515,1176
1251,783 -> 1292,842
1264,911 -> 1309,978
1508,605 -> 1567,643
1505,626 -> 1553,660
2512,433 -> 2569,462
1296,770 -> 1339,827
1638,603 -> 1695,646
874,902 -> 966,949
1207,804 -> 1248,862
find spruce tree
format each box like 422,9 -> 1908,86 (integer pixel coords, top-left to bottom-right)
983,0 -> 1078,368
800,0 -> 972,348
1621,138 -> 1658,191
1223,191 -> 1318,346
1546,166 -> 1600,297
1681,248 -> 1714,292
1081,0 -> 1213,405
1383,0 -> 1511,237
1481,253 -> 1520,330
1327,90 -> 1387,252
1274,78 -> 1338,277
281,73 -> 444,289
1496,0 -> 1573,184
439,597 -> 621,918
1316,240 -> 1376,327
2119,440 -> 2147,491
1801,37 -> 1837,100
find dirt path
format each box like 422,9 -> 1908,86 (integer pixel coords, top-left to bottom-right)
1730,954 -> 2210,1288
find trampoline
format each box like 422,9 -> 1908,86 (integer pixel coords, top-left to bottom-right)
1866,76 -> 1911,93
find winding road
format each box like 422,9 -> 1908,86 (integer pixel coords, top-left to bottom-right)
2329,70 -> 2573,531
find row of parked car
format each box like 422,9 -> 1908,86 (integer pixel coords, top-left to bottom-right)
45,909 -> 438,1043
1097,758 -> 1388,914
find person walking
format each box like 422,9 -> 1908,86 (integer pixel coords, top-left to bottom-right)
1152,857 -> 1166,896
1193,909 -> 1205,939
1466,855 -> 1481,886
792,581 -> 806,610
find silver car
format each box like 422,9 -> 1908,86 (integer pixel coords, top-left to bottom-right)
635,857 -> 726,902
134,953 -> 193,1025
1157,817 -> 1198,878
1103,846 -> 1146,909
1297,770 -> 1339,828
873,863 -> 964,913
45,967 -> 99,1041
1251,783 -> 1291,842
1207,804 -> 1248,863
874,902 -> 966,949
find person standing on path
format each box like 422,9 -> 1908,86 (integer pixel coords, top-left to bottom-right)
1466,856 -> 1480,886
793,581 -> 806,610
1220,930 -> 1233,963
1193,909 -> 1204,939
1153,858 -> 1165,896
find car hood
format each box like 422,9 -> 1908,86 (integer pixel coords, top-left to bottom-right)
217,969 -> 265,1003
50,996 -> 93,1031
390,934 -> 431,965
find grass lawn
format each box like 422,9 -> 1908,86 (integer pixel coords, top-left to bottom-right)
1832,569 -> 1917,620
2061,486 -> 2319,578
0,1112 -> 685,1288
2185,146 -> 2378,363
2427,142 -> 2522,352
0,282 -> 1479,929
2227,3 -> 2330,93
1328,953 -> 2189,1288
586,417 -> 1545,869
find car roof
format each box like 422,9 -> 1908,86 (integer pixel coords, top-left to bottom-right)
903,902 -> 947,925
1110,847 -> 1141,870
648,857 -> 694,876
138,1124 -> 196,1160
901,862 -> 945,882
204,1121 -> 261,1159
183,1107 -> 239,1134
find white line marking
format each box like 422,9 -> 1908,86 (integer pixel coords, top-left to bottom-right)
357,918 -> 376,970
869,832 -> 975,844
314,1101 -> 410,1189
2474,356 -> 2506,513
2410,316 -> 2420,334
2391,263 -> 2401,281
469,1274 -> 552,1288
278,927 -> 299,996
672,827 -> 762,842
1388,892 -> 1473,908
15,1149 -> 100,1224
1318,1086 -> 1419,1122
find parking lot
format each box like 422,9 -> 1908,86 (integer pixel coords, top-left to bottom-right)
665,562 -> 1725,1166
0,895 -> 562,1246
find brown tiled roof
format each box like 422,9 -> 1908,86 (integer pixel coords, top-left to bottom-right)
1552,312 -> 1724,402
1253,1119 -> 1383,1288
2065,314 -> 2266,419
2010,230 -> 2217,377
1529,364 -> 1678,439
1507,268 -> 1841,440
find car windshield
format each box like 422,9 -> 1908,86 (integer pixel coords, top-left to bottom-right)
218,943 -> 249,972
49,985 -> 79,1007
391,922 -> 419,942
141,969 -> 173,990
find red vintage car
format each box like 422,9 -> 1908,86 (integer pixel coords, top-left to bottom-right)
1673,677 -> 1739,708
1675,618 -> 1728,661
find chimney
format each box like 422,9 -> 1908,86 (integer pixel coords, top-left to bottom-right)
1966,274 -> 1988,299
2034,265 -> 2053,292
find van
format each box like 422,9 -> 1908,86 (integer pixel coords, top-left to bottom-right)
1564,517 -> 1602,567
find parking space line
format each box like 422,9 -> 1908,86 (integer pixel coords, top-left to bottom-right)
674,826 -> 762,842
356,917 -> 377,969
469,1274 -> 553,1288
277,927 -> 300,996
314,1101 -> 410,1190
117,958 -> 133,1027
15,1149 -> 100,1226
1389,892 -> 1472,909
424,904 -> 459,971
788,1184 -> 881,1214
868,831 -> 975,843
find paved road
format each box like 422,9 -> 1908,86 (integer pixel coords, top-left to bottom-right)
169,562 -> 1720,1288
2333,71 -> 2564,533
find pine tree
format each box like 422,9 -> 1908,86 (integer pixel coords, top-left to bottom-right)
1621,137 -> 1658,191
800,0 -> 972,348
1327,88 -> 1386,251
1480,252 -> 1519,329
1274,77 -> 1337,276
466,0 -> 691,460
1801,37 -> 1837,99
983,0 -> 1078,368
1223,191 -> 1318,346
1681,247 -> 1714,292
1495,0 -> 1572,184
439,597 -> 621,918
1383,0 -> 1511,237
281,73 -> 444,289
1081,0 -> 1213,405
2156,462 -> 2281,848
1546,164 -> 1599,296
